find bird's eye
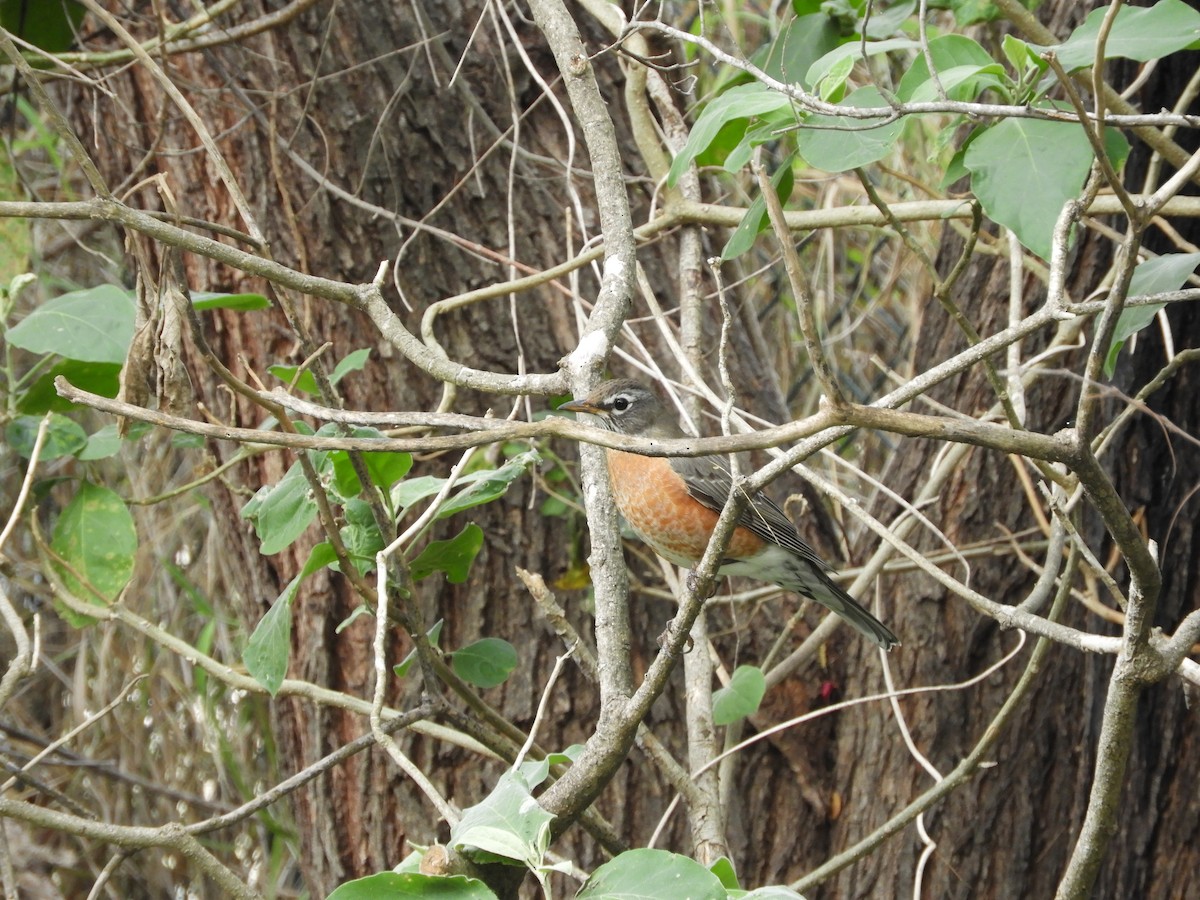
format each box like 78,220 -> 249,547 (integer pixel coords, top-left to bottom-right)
611,396 -> 631,412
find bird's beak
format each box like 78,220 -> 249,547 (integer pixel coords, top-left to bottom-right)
559,397 -> 602,415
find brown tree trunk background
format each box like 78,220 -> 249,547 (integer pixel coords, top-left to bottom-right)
61,0 -> 1200,897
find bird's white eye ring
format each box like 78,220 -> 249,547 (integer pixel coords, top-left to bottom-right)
611,396 -> 631,412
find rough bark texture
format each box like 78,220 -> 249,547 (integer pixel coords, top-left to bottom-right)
59,0 -> 1200,897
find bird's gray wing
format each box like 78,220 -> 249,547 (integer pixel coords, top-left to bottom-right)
668,455 -> 833,572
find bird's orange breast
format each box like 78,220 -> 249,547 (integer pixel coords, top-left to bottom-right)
605,450 -> 764,566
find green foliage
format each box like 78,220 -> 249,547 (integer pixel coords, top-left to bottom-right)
712,665 -> 767,725
5,284 -> 135,363
1046,0 -> 1200,73
669,1 -> 1192,261
241,435 -> 538,692
794,86 -> 904,172
1105,252 -> 1200,376
962,117 -> 1128,260
450,637 -> 518,688
722,159 -> 795,261
190,291 -> 271,312
269,347 -> 370,395
50,482 -> 137,625
0,0 -> 85,53
411,523 -> 484,584
577,849 -> 727,899
326,873 -> 497,899
451,767 -> 555,868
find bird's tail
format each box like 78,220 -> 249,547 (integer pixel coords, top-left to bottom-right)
790,565 -> 900,650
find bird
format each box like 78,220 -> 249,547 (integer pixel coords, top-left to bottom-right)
559,379 -> 899,650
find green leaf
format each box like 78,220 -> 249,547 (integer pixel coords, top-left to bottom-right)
326,873 -> 498,899
190,291 -> 271,311
17,360 -> 122,413
863,0 -> 915,39
240,461 -> 321,555
435,451 -> 539,519
6,413 -> 87,460
740,886 -> 809,899
805,38 -> 919,95
896,34 -> 1007,103
51,483 -> 137,624
713,665 -> 767,725
450,770 -> 554,868
577,849 -> 726,900
5,285 -> 135,363
0,0 -> 85,53
78,424 -> 122,461
1002,34 -> 1048,75
710,856 -> 741,891
394,619 -> 444,678
759,13 -> 842,85
1104,252 -> 1200,376
795,86 -> 903,172
450,637 -> 517,688
269,348 -> 371,396
243,591 -> 293,696
668,84 -> 794,186
330,427 -> 412,497
962,116 -> 1095,260
338,498 -> 385,575
721,160 -> 795,261
1049,0 -> 1200,73
411,524 -> 484,584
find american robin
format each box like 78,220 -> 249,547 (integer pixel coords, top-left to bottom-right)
560,379 -> 899,649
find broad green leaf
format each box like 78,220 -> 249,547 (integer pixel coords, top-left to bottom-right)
410,523 -> 484,584
805,38 -> 919,95
668,84 -> 794,186
240,461 -> 321,555
713,665 -> 767,725
269,347 -> 371,396
450,770 -> 553,868
721,160 -> 795,261
723,108 -> 799,172
710,856 -> 740,891
6,285 -> 135,363
795,86 -> 903,172
51,482 -> 136,623
758,13 -> 842,85
577,849 -> 726,900
0,0 -> 85,53
740,887 -> 809,899
330,427 -> 412,497
948,0 -> 1034,27
326,873 -> 497,900
863,0 -> 915,39
1002,34 -> 1048,75
1049,0 -> 1200,73
435,451 -> 539,520
242,544 -> 329,694
191,291 -> 271,311
6,413 -> 87,460
78,424 -> 122,461
1104,252 -> 1200,376
816,54 -> 854,103
17,360 -> 122,413
450,637 -> 518,688
337,498 -> 385,575
394,619 -> 445,678
963,117 -> 1128,260
243,591 -> 293,695
896,35 -> 1006,103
